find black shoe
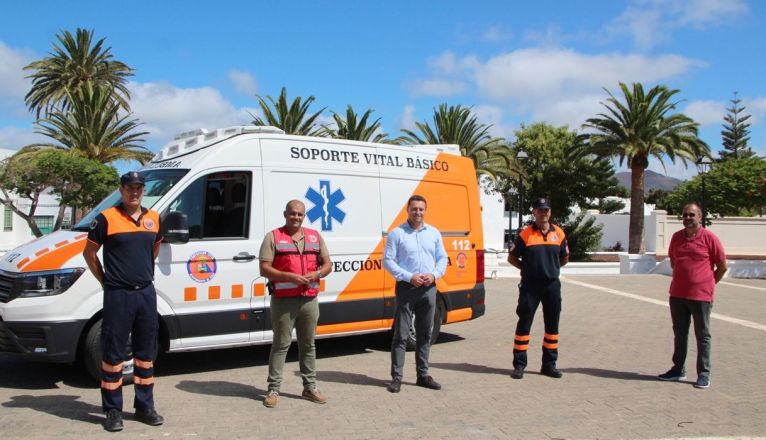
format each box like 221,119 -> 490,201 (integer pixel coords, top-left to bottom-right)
135,407 -> 164,426
658,368 -> 687,381
416,375 -> 442,390
104,409 -> 123,432
387,378 -> 401,393
510,368 -> 525,379
540,365 -> 563,378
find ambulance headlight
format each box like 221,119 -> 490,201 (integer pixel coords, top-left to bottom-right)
13,268 -> 86,298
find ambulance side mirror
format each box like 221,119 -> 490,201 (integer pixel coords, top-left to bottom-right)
162,211 -> 189,244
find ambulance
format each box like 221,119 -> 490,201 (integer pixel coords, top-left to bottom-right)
0,126 -> 486,380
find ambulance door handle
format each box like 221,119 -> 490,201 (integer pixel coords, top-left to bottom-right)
233,252 -> 256,262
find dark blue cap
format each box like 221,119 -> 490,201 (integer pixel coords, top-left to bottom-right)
531,198 -> 551,209
120,171 -> 145,186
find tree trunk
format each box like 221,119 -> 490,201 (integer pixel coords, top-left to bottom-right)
53,204 -> 67,231
1,190 -> 43,238
628,165 -> 646,254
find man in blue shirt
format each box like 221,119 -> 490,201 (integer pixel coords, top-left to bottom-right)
383,194 -> 448,393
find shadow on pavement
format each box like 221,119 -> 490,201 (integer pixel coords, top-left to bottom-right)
433,333 -> 465,345
2,394 -> 102,425
156,334 -> 379,378
316,370 -> 389,388
176,380 -> 266,401
429,362 -> 512,376
563,367 -> 658,381
0,356 -> 94,390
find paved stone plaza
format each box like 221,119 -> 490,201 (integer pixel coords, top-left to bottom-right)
1,275 -> 765,439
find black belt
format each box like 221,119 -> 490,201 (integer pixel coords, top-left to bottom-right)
106,283 -> 152,291
395,281 -> 431,290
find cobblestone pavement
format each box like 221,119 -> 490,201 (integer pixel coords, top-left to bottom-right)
1,275 -> 765,439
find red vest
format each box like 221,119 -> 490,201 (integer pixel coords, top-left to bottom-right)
271,227 -> 321,297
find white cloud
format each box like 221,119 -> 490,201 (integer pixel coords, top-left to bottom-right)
522,24 -> 572,47
407,51 -> 479,97
472,105 -> 515,139
676,0 -> 748,27
646,157 -> 700,180
407,78 -> 468,97
607,7 -> 667,49
535,93 -> 608,128
745,97 -> 766,125
683,100 -> 724,127
471,48 -> 701,127
0,41 -> 34,113
427,52 -> 480,75
608,0 -> 748,49
0,125 -> 47,149
128,81 -> 248,146
227,69 -> 258,96
396,105 -> 417,131
481,25 -> 513,43
476,49 -> 699,102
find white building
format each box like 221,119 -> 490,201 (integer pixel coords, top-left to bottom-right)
0,148 -> 70,252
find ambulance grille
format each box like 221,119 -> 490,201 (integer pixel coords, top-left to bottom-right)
0,270 -> 17,303
0,318 -> 20,353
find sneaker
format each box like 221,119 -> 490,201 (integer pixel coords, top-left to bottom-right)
103,409 -> 123,432
540,365 -> 563,379
416,375 -> 442,390
302,388 -> 327,404
693,376 -> 710,389
387,378 -> 401,393
510,368 -> 525,379
263,390 -> 279,408
135,407 -> 164,426
658,368 -> 687,381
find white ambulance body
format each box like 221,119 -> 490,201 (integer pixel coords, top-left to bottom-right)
0,126 -> 486,379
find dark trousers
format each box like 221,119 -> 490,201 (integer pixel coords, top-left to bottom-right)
391,282 -> 436,380
101,285 -> 158,412
513,279 -> 561,370
669,296 -> 712,377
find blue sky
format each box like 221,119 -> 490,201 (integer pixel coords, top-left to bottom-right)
1,0 -> 764,178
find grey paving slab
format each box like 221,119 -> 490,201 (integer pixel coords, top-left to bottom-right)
1,275 -> 765,439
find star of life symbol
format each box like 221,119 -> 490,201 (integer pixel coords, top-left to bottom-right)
306,180 -> 345,231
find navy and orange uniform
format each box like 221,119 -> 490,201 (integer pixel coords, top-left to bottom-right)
87,204 -> 163,413
509,223 -> 569,370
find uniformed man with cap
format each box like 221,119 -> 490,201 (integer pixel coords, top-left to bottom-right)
83,171 -> 165,432
506,197 -> 569,379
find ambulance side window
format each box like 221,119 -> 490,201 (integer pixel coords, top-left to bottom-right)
166,171 -> 251,240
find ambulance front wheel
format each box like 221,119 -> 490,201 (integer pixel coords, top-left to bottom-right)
402,300 -> 444,352
83,319 -> 139,384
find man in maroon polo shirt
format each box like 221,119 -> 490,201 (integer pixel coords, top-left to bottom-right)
658,203 -> 727,389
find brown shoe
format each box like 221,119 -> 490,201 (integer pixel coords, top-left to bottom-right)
302,388 -> 327,404
263,390 -> 279,408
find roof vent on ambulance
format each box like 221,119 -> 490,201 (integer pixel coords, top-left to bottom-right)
151,125 -> 285,162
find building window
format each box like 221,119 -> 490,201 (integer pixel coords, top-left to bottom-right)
33,215 -> 55,235
4,206 -> 12,231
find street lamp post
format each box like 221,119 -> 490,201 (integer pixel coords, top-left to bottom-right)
516,149 -> 528,236
696,158 -> 713,227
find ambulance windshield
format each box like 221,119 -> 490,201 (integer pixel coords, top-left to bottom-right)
72,169 -> 189,231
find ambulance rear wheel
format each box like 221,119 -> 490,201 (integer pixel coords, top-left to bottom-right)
83,319 -> 136,384
403,300 -> 444,351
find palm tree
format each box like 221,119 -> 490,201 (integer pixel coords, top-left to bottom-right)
251,87 -> 325,136
400,103 -> 514,181
580,82 -> 709,253
24,28 -> 134,118
323,105 -> 392,143
23,84 -> 151,164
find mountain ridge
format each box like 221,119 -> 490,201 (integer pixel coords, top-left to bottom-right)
616,170 -> 683,194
